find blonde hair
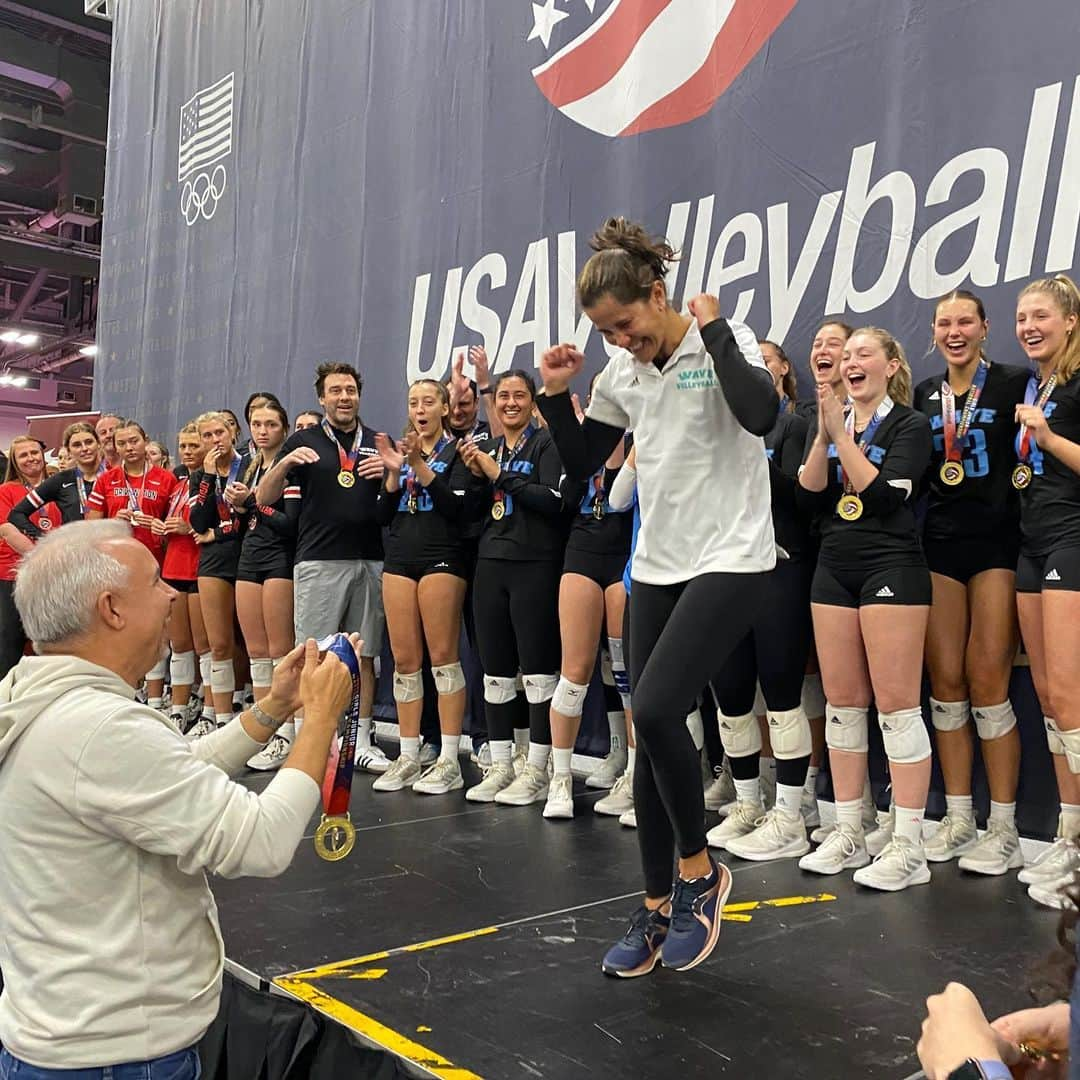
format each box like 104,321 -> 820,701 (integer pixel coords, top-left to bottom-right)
195,410 -> 231,432
1018,274 -> 1080,384
849,327 -> 913,407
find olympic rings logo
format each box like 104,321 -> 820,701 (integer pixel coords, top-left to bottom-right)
179,164 -> 227,226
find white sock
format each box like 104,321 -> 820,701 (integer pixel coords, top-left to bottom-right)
232,691 -> 244,711
817,799 -> 837,828
214,712 -> 231,728
358,717 -> 373,748
293,716 -> 304,736
945,793 -> 974,820
513,728 -> 529,753
553,747 -> 573,776
439,734 -> 460,761
734,776 -> 760,804
894,805 -> 925,845
148,697 -> 163,710
803,765 -> 819,796
626,746 -> 637,775
277,721 -> 295,742
490,739 -> 513,766
989,800 -> 1016,829
775,782 -> 803,817
527,742 -> 551,770
400,736 -> 420,762
607,712 -> 625,753
835,798 -> 862,832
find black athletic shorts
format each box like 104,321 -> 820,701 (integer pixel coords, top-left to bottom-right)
197,543 -> 240,583
924,536 -> 1019,586
1016,546 -> 1080,593
811,562 -> 932,608
562,546 -> 626,590
163,577 -> 197,595
383,557 -> 468,583
235,553 -> 293,585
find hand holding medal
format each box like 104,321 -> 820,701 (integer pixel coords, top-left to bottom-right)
1013,374 -> 1057,490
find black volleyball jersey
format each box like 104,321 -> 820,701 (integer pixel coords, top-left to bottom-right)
9,468 -> 95,537
563,463 -> 634,559
476,426 -> 567,562
375,437 -> 482,564
278,422 -> 384,563
797,405 -> 932,572
241,459 -> 294,564
188,455 -> 251,555
1019,374 -> 1080,556
914,361 -> 1029,544
766,409 -> 811,560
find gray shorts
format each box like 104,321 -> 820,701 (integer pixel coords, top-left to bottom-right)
294,559 -> 385,658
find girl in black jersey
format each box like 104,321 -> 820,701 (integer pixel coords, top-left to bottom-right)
913,290 -> 1029,875
371,380 -> 479,796
706,341 -> 815,862
1011,274 -> 1080,907
236,401 -> 298,770
9,422 -> 102,534
797,327 -> 934,891
795,319 -> 853,421
459,369 -> 566,808
188,411 -> 250,730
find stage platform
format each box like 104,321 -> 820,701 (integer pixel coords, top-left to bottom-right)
214,763 -> 1061,1080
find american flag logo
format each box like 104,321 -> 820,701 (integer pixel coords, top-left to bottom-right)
529,0 -> 798,137
178,73 -> 234,182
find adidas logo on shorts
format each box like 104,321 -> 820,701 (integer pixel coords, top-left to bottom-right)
875,585 -> 895,598
1045,568 -> 1062,582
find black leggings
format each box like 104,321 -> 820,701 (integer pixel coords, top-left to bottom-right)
473,558 -> 561,745
0,579 -> 26,679
628,571 -> 769,899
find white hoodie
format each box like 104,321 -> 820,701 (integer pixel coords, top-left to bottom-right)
0,654 -> 320,1067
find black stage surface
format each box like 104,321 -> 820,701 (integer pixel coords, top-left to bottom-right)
215,764 -> 1060,1080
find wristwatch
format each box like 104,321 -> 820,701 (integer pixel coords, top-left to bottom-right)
478,385 -> 493,396
249,700 -> 282,731
947,1059 -> 1012,1080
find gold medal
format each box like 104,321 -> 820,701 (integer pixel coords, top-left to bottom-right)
836,494 -> 864,521
939,461 -> 964,487
313,813 -> 356,862
593,501 -> 605,521
337,470 -> 355,489
407,495 -> 418,515
491,500 -> 505,521
1012,464 -> 1033,490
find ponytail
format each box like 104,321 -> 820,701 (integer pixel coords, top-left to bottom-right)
577,217 -> 678,309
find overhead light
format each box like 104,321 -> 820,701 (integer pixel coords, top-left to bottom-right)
16,334 -> 39,347
10,376 -> 27,388
0,374 -> 12,386
0,331 -> 19,344
79,344 -> 98,356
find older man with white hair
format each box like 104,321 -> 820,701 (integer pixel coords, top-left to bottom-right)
0,520 -> 358,1079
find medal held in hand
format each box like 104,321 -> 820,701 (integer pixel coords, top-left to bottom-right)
835,397 -> 893,523
313,633 -> 362,862
591,471 -> 606,521
938,360 -> 988,488
1013,372 -> 1057,490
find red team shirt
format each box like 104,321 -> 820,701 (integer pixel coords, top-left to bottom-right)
87,465 -> 179,561
161,475 -> 200,582
0,481 -> 61,581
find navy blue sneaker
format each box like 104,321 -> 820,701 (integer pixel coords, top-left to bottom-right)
601,905 -> 670,978
660,856 -> 732,971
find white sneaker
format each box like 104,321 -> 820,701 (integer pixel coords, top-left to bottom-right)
706,801 -> 763,850
595,770 -> 634,817
725,808 -> 810,862
543,774 -> 575,819
704,761 -> 737,811
470,742 -> 492,768
418,741 -> 439,767
924,814 -> 978,863
354,743 -> 390,774
865,807 -> 895,857
372,755 -> 422,792
495,762 -> 550,805
511,746 -> 528,777
957,822 -> 1024,876
798,823 -> 869,875
586,747 -> 627,789
1028,877 -> 1076,911
619,806 -> 637,828
412,757 -> 464,795
185,717 -> 216,741
465,761 -> 516,802
810,801 -> 837,844
247,734 -> 292,771
853,836 -> 931,892
1018,837 -> 1079,885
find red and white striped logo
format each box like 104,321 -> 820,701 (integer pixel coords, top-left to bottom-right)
531,0 -> 798,137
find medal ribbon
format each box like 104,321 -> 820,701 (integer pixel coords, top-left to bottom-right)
214,453 -> 243,524
941,359 -> 989,464
492,424 -> 535,510
404,434 -> 450,507
321,418 -> 361,478
840,396 -> 894,493
318,634 -> 362,817
121,467 -> 148,514
77,473 -> 94,518
591,470 -> 606,513
1017,373 -> 1057,465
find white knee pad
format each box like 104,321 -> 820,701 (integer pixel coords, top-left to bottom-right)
210,658 -> 236,695
972,701 -> 1017,742
767,707 -> 812,760
392,669 -> 424,704
825,704 -> 869,754
879,707 -> 931,765
1059,727 -> 1080,775
432,662 -> 465,695
484,674 -> 518,705
250,658 -> 274,690
929,697 -> 970,733
146,651 -> 168,682
170,650 -> 196,686
551,676 -> 590,718
199,651 -> 213,686
800,674 -> 825,718
522,672 -> 559,705
752,682 -> 766,717
1046,716 -> 1066,757
717,711 -> 761,758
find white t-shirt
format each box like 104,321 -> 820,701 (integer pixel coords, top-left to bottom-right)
586,319 -> 776,585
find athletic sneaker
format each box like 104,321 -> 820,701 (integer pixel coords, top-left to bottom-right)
619,807 -> 637,828
247,734 -> 291,771
704,761 -> 737,811
354,743 -> 390,774
412,757 -> 464,795
706,801 -> 762,850
1018,837 -> 1079,885
1027,878 -> 1076,911
957,822 -> 1024,876
660,857 -> 732,971
470,742 -> 492,768
725,808 -> 810,862
185,717 -> 216,741
543,774 -> 574,819
595,770 -> 634,817
924,813 -> 978,863
798,823 -> 870,875
586,745 -> 627,789
372,756 -> 422,792
511,746 -> 528,777
865,807 -> 895,857
853,836 -> 931,892
494,762 -> 550,805
810,801 -> 837,845
465,761 -> 516,802
601,905 -> 670,978
418,741 -> 439,767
